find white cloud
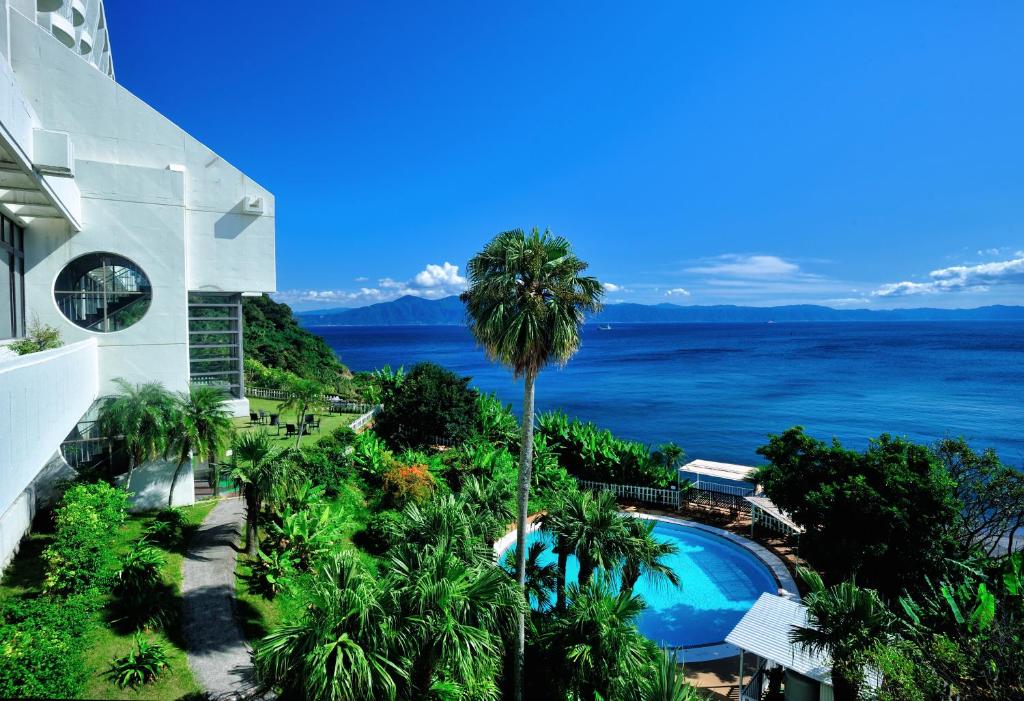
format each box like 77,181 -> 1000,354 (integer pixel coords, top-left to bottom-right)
275,261 -> 468,308
602,282 -> 625,293
413,262 -> 466,288
873,255 -> 1024,297
665,288 -> 691,297
353,276 -> 368,282
687,254 -> 800,278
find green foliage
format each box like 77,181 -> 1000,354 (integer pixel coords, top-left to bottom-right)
43,481 -> 130,594
144,508 -> 188,547
537,411 -> 676,487
756,427 -> 960,596
0,593 -> 99,699
643,650 -> 704,701
97,378 -> 177,483
242,294 -> 353,394
374,362 -> 478,449
9,317 -> 62,355
166,383 -> 235,506
244,356 -> 303,391
381,462 -> 437,508
475,391 -> 520,449
248,548 -> 297,598
350,430 -> 396,479
502,540 -> 558,611
107,634 -> 171,689
358,509 -> 405,555
266,502 -> 342,571
114,542 -> 166,601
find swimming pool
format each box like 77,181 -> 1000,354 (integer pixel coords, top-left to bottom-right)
506,518 -> 778,649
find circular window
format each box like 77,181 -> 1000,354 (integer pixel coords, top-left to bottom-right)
54,253 -> 152,332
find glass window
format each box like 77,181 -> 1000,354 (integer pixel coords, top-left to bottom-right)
0,214 -> 24,340
54,252 -> 152,332
188,292 -> 243,399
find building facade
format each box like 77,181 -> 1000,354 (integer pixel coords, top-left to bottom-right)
0,0 -> 275,568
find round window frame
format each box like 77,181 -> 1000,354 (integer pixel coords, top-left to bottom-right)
52,251 -> 153,334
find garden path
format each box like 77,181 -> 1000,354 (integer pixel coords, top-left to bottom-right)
181,497 -> 257,699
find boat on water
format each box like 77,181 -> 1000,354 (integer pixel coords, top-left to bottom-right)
598,324 -> 613,330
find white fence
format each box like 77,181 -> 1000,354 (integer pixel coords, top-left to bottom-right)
348,405 -> 382,432
577,480 -> 681,508
247,387 -> 376,414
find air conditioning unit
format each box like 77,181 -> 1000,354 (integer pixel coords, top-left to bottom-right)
242,195 -> 264,215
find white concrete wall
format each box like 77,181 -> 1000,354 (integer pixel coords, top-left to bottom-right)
122,457 -> 194,511
0,338 -> 98,568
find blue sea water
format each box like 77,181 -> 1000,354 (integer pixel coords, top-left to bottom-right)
310,322 -> 1024,468
502,520 -> 778,648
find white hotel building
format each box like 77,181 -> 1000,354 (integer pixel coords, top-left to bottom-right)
0,0 -> 275,568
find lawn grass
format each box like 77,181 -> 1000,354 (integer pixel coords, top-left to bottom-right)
234,397 -> 360,449
0,499 -> 218,700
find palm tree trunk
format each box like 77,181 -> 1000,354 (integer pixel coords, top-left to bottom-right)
513,368 -> 536,701
167,460 -> 185,508
620,561 -> 639,596
245,489 -> 259,556
556,541 -> 568,612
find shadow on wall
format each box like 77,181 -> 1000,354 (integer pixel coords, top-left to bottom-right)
120,458 -> 195,511
213,200 -> 260,239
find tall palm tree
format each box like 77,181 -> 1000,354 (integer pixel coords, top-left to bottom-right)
165,385 -> 234,507
253,552 -> 406,701
619,518 -> 681,596
231,430 -> 289,555
539,488 -> 591,612
789,568 -> 893,701
543,580 -> 657,701
462,227 -> 603,701
501,540 -> 559,611
573,490 -> 629,586
96,378 -> 176,492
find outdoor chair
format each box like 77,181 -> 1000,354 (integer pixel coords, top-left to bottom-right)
285,423 -> 299,439
304,414 -> 321,432
268,414 -> 280,433
258,409 -> 267,423
249,412 -> 260,426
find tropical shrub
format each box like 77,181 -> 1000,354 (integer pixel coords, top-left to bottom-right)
756,427 -> 961,596
107,635 -> 171,689
357,509 -> 405,554
381,463 -> 436,508
114,542 -> 166,601
43,481 -> 130,594
373,362 -> 478,449
349,430 -> 394,480
475,391 -> 519,449
266,503 -> 342,571
536,411 -> 675,487
0,593 -> 99,699
248,548 -> 296,598
144,508 -> 188,547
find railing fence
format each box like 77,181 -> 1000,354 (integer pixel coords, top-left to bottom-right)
348,405 -> 382,432
246,386 -> 376,414
577,480 -> 681,508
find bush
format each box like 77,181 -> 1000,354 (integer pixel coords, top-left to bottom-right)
114,543 -> 166,602
0,593 -> 99,699
382,463 -> 436,508
43,482 -> 130,594
374,362 -> 478,449
8,317 -> 62,355
356,510 -> 404,554
144,508 -> 187,547
247,548 -> 296,598
107,634 -> 170,689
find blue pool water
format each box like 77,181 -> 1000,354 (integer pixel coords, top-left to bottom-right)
505,520 -> 777,648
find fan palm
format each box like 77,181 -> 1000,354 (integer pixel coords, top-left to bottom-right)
280,376 -> 326,447
96,378 -> 176,492
462,227 -> 603,701
390,541 -> 525,698
789,568 -> 894,701
396,494 -> 492,566
544,580 -> 657,701
459,475 -> 514,547
502,540 -> 559,611
619,518 -> 681,596
253,552 -> 406,701
572,490 -> 629,586
165,385 -> 234,507
539,488 -> 591,612
231,430 -> 290,555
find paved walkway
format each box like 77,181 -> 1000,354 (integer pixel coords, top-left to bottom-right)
182,497 -> 257,699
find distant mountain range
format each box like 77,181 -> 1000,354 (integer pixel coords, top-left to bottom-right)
295,295 -> 1024,326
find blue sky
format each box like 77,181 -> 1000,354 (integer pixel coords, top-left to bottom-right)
107,2 -> 1024,309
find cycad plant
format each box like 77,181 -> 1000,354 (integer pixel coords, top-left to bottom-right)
97,379 -> 176,490
165,384 -> 234,507
462,227 -> 603,701
790,568 -> 893,701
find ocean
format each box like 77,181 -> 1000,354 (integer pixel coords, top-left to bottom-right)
307,322 -> 1024,469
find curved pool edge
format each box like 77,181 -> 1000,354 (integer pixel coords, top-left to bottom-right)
494,511 -> 800,664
